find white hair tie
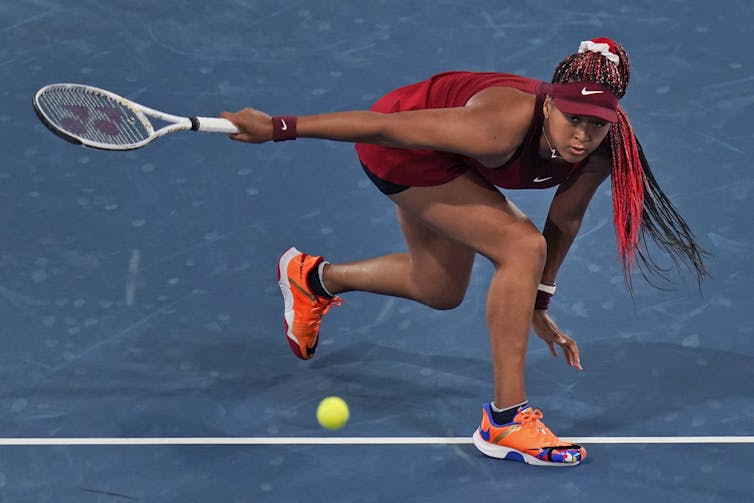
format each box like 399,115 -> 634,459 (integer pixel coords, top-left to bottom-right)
578,40 -> 620,65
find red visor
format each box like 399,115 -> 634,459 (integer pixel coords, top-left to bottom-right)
547,82 -> 618,123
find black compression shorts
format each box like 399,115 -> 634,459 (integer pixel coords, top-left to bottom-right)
360,162 -> 409,195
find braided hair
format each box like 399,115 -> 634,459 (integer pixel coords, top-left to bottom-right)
552,38 -> 708,289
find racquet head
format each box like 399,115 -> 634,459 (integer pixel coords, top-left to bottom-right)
33,84 -> 155,150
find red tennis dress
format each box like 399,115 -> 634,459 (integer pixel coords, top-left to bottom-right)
355,71 -> 587,190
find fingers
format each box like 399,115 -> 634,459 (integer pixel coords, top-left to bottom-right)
220,112 -> 241,140
226,132 -> 246,142
547,341 -> 557,358
219,108 -> 271,143
219,111 -> 239,124
542,329 -> 583,371
533,314 -> 581,369
556,336 -> 583,371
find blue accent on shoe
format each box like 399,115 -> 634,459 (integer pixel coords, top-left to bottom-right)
483,401 -> 529,427
504,451 -> 525,463
482,402 -> 510,427
481,402 -> 495,421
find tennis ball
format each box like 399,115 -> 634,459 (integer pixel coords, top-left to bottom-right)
316,396 -> 349,430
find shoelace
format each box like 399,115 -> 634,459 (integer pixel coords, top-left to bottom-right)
307,297 -> 342,328
516,409 -> 562,445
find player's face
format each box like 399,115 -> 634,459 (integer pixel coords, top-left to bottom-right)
544,101 -> 611,162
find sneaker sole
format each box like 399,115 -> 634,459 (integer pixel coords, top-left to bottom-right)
277,247 -> 303,355
472,429 -> 582,467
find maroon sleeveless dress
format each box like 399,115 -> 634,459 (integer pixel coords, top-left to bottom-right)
355,71 -> 587,191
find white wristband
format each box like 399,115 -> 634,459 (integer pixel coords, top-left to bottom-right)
537,283 -> 557,295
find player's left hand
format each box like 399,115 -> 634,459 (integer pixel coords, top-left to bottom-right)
531,310 -> 583,371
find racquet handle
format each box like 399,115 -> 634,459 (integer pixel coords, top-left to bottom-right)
190,116 -> 239,134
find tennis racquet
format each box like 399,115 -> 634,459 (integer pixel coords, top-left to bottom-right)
33,83 -> 239,150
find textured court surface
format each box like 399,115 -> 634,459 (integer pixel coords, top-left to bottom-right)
1,1 -> 753,502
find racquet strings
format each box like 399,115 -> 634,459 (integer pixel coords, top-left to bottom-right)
36,85 -> 151,146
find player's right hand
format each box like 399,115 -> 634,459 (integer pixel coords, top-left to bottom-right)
220,108 -> 273,143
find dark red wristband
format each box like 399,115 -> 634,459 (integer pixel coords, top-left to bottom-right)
534,290 -> 552,310
272,115 -> 297,142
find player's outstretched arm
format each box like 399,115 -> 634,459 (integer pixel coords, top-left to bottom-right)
220,97 -> 527,160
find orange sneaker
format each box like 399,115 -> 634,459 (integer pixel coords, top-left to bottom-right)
277,247 -> 342,360
472,403 -> 586,466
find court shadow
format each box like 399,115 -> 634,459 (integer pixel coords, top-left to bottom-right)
526,339 -> 754,435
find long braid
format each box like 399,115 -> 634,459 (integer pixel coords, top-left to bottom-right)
553,38 -> 708,289
634,140 -> 708,288
609,106 -> 645,278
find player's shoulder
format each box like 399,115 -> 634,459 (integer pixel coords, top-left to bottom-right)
465,86 -> 537,128
465,86 -> 535,135
466,85 -> 535,106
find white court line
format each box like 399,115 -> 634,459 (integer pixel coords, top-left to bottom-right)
0,436 -> 753,446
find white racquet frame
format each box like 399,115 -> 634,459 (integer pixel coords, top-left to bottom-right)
33,83 -> 239,150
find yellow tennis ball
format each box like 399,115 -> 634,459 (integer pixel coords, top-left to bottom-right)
316,396 -> 349,430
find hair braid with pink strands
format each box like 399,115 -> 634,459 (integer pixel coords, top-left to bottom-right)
552,38 -> 707,289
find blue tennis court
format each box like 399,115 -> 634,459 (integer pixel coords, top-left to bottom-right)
1,1 -> 753,501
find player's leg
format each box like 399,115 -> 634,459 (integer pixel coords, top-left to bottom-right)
321,205 -> 476,310
284,168 -> 540,402
279,196 -> 475,360
384,171 -> 585,466
382,171 -> 544,409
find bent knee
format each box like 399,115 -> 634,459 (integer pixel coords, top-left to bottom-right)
523,232 -> 547,263
423,292 -> 465,311
409,285 -> 466,310
489,231 -> 547,270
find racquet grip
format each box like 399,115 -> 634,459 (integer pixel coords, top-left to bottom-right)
190,117 -> 239,134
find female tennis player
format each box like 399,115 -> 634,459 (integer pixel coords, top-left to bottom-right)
220,37 -> 707,466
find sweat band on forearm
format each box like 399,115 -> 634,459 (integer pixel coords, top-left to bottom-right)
534,282 -> 556,310
272,116 -> 297,142
535,290 -> 552,310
